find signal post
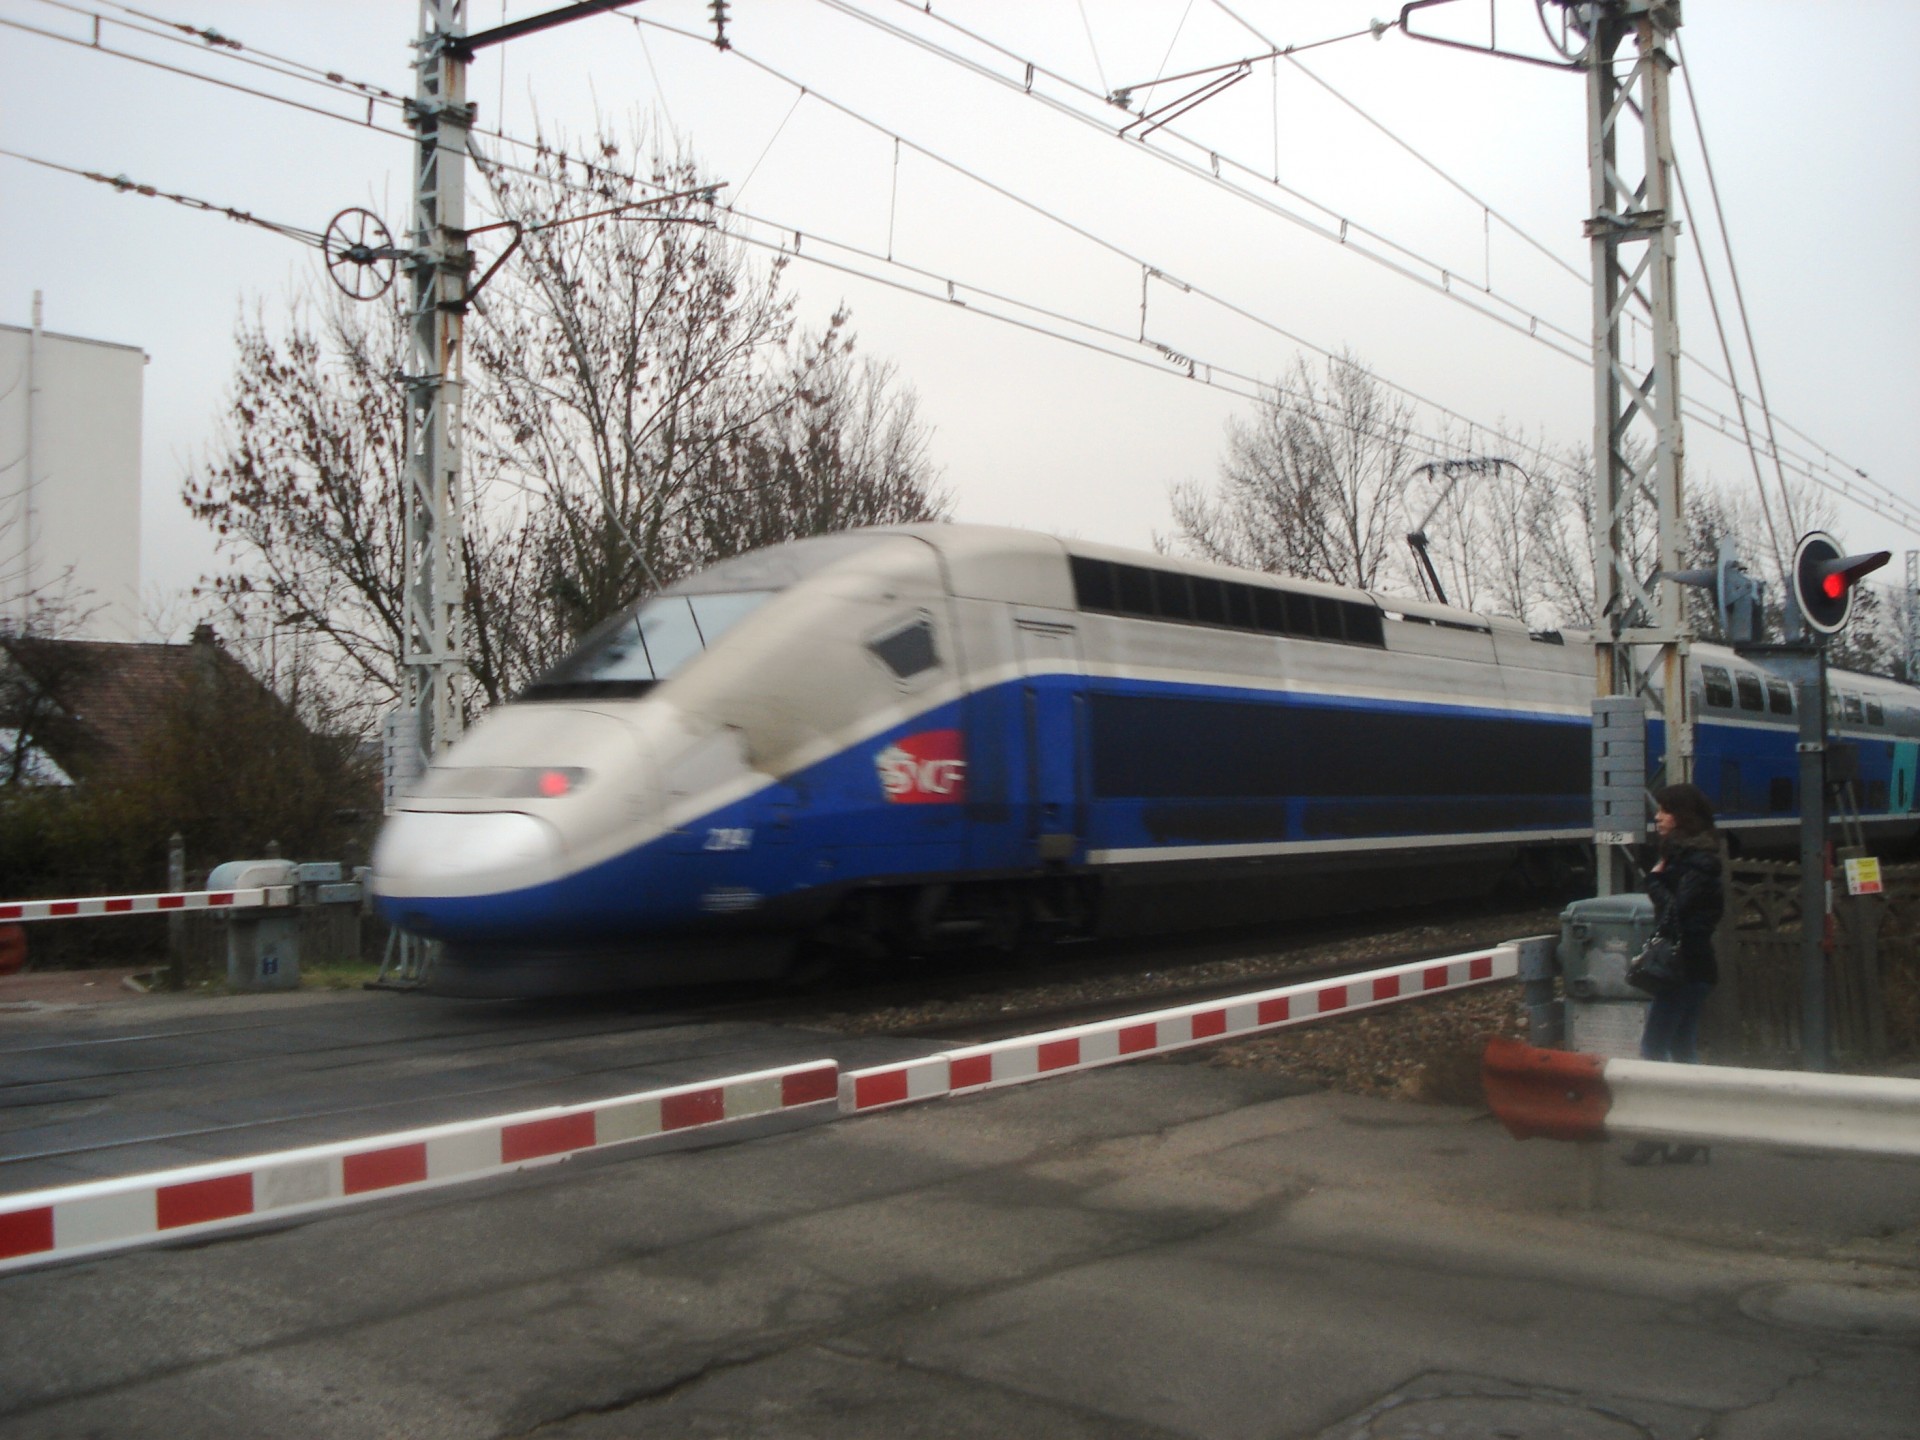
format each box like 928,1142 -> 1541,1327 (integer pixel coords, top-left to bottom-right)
1739,533 -> 1889,1070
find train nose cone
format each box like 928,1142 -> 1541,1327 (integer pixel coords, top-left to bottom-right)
371,809 -> 563,897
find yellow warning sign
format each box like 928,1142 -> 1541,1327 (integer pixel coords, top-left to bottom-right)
1844,856 -> 1884,897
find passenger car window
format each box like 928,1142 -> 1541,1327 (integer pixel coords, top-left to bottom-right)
1766,679 -> 1794,716
1843,693 -> 1864,724
1735,673 -> 1763,711
1701,666 -> 1733,708
1867,698 -> 1885,726
1067,554 -> 1387,649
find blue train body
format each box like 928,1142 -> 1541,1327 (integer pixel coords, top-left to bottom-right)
371,525 -> 1920,995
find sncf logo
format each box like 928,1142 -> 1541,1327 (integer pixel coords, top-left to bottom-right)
875,729 -> 967,804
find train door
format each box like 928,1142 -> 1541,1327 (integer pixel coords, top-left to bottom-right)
1014,619 -> 1084,864
1894,742 -> 1919,813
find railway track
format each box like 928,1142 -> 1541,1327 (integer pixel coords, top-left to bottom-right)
783,897 -> 1559,1039
0,896 -> 1559,1193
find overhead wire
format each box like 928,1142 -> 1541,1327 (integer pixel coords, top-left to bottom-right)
0,146 -> 334,248
626,12 -> 1576,473
0,12 -> 415,141
9,0 -> 1914,544
837,2 -> 1594,360
1674,32 -> 1803,536
23,0 -> 407,108
1206,0 -> 1587,288
4,2 -> 708,211
637,8 -> 1920,533
1671,156 -> 1789,582
0,0 -> 1831,513
858,0 -> 1906,535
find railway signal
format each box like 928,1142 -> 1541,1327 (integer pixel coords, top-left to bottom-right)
1664,537 -> 1762,644
1791,532 -> 1890,636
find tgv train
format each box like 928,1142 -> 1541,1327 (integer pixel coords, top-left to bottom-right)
371,524 -> 1920,996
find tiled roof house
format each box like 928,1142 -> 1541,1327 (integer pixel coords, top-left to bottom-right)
0,624 -> 263,785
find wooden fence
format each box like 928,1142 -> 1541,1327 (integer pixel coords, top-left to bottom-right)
1708,857 -> 1920,1064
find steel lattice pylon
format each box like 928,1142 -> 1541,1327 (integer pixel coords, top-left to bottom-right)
382,0 -> 473,987
1581,1 -> 1689,896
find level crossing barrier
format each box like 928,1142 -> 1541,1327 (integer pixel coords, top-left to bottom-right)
0,938 -> 1530,1272
0,886 -> 292,922
840,942 -> 1522,1112
0,1061 -> 839,1273
0,860 -> 366,987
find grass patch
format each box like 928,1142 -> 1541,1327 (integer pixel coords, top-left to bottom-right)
300,960 -> 385,991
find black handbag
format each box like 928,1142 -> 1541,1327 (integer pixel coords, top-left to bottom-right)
1627,932 -> 1684,996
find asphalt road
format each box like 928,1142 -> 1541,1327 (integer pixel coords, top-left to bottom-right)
0,984 -> 930,1192
3,1051 -> 1917,1439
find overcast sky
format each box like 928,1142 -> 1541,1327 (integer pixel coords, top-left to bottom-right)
3,0 -> 1916,637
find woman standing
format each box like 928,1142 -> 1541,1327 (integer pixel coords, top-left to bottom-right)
1624,781 -> 1724,1165
1640,782 -> 1724,1061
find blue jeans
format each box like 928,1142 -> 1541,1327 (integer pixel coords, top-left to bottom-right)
1640,981 -> 1713,1063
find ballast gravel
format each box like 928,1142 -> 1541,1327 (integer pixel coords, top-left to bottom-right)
802,905 -> 1556,1105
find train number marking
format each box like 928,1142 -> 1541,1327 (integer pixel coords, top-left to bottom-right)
704,827 -> 754,851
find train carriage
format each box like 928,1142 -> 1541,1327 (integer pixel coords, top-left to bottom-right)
371,523 -> 1918,995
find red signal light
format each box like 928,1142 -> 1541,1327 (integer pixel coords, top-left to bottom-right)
1823,573 -> 1845,600
537,769 -> 572,798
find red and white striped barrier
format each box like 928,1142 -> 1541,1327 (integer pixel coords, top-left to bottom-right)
841,944 -> 1518,1113
0,887 -> 292,923
0,1059 -> 838,1273
1482,1036 -> 1920,1157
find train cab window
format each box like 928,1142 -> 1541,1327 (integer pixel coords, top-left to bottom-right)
1843,693 -> 1864,725
526,590 -> 775,699
1735,673 -> 1764,712
1701,665 -> 1733,709
868,617 -> 939,680
1867,698 -> 1885,726
1766,679 -> 1794,716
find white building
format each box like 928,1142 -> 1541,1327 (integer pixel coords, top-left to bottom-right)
0,300 -> 145,641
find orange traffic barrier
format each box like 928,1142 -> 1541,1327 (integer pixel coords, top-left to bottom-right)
1481,1035 -> 1610,1141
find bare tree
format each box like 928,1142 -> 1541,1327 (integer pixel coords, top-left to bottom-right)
465,131 -> 802,648
184,298 -> 410,720
1168,352 -> 1417,590
687,332 -> 949,563
186,120 -> 947,721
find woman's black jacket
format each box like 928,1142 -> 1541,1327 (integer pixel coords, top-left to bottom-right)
1644,833 -> 1724,986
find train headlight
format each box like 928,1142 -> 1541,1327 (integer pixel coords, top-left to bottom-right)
406,766 -> 593,801
372,810 -> 563,887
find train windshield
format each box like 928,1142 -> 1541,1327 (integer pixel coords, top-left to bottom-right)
524,591 -> 773,699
